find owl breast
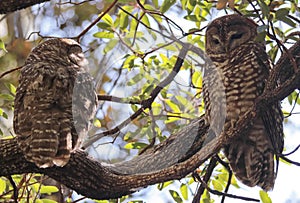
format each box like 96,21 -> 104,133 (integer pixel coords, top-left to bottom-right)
221,42 -> 269,128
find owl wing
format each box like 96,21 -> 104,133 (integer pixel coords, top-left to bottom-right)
254,44 -> 284,152
254,45 -> 284,177
71,71 -> 97,150
202,62 -> 226,137
14,64 -> 74,168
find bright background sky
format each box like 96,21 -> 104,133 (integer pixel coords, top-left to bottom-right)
0,1 -> 300,203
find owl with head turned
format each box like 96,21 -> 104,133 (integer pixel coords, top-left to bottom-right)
203,14 -> 284,190
14,38 -> 97,168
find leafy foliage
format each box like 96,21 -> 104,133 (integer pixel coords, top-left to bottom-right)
0,0 -> 299,202
0,175 -> 60,203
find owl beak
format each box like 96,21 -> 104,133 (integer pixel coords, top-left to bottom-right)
224,43 -> 229,53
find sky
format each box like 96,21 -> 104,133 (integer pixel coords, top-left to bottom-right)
0,1 -> 300,203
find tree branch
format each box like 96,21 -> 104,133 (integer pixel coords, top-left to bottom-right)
0,40 -> 299,200
0,0 -> 49,14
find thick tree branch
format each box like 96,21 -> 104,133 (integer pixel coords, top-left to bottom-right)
0,41 -> 299,200
0,0 -> 49,14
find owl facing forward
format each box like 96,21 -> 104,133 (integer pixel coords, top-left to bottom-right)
14,38 -> 97,168
203,14 -> 284,190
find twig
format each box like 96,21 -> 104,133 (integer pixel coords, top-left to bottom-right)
267,21 -> 298,74
0,66 -> 22,79
75,0 -> 119,41
282,144 -> 300,156
138,108 -> 156,155
284,91 -> 299,118
194,168 -> 259,202
279,155 -> 300,166
216,155 -> 233,203
83,44 -> 189,148
57,0 -> 94,5
192,156 -> 217,203
247,0 -> 265,25
6,176 -> 18,203
136,0 -> 185,36
97,95 -> 141,104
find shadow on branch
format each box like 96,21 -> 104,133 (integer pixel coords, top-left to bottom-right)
0,40 -> 299,200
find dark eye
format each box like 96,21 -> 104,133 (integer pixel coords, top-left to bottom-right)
212,38 -> 220,44
230,33 -> 243,40
68,45 -> 82,54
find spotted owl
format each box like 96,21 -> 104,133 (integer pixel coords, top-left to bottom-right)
203,14 -> 284,190
13,38 -> 97,168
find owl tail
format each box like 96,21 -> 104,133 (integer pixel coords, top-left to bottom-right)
20,117 -> 59,168
18,114 -> 72,168
224,118 -> 275,191
52,117 -> 73,167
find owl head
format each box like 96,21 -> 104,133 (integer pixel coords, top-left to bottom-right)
26,38 -> 87,68
205,14 -> 258,57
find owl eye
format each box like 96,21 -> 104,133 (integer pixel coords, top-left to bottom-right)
68,45 -> 82,54
212,37 -> 220,45
230,33 -> 243,40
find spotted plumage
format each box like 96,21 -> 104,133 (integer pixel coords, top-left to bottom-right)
14,38 -> 97,168
203,14 -> 284,190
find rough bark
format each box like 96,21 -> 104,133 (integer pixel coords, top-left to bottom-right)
0,40 -> 299,200
0,0 -> 49,14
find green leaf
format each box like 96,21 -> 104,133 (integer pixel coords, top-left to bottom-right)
153,0 -> 159,8
259,190 -> 272,203
143,84 -> 155,95
93,31 -> 114,39
95,200 -> 109,203
165,113 -> 181,123
0,108 -> 8,119
169,190 -> 183,203
131,104 -> 138,112
279,16 -> 296,27
127,74 -> 143,86
7,83 -> 16,95
104,39 -> 118,54
0,178 -> 6,194
192,71 -> 202,87
94,119 -> 101,128
130,13 -> 138,32
166,99 -> 181,113
124,142 -> 148,149
201,189 -> 212,203
141,14 -> 150,28
275,8 -> 296,27
97,22 -> 113,30
40,185 -> 59,194
40,199 -> 58,203
120,12 -> 129,30
160,0 -> 176,13
275,8 -> 289,20
126,31 -> 144,38
102,13 -> 114,25
0,39 -> 7,52
151,102 -> 162,115
180,184 -> 188,200
123,55 -> 137,69
157,181 -> 173,190
212,179 -> 223,191
0,93 -> 14,101
259,0 -> 270,18
186,0 -> 196,13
